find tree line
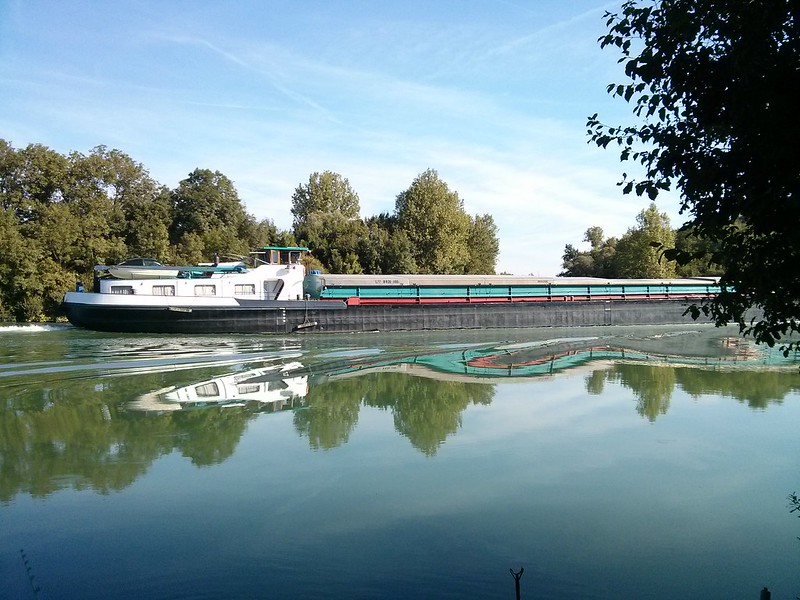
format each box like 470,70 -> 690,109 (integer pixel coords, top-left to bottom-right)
0,140 -> 499,322
559,202 -> 722,278
291,168 -> 499,276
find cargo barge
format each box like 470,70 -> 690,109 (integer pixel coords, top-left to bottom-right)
61,246 -> 718,334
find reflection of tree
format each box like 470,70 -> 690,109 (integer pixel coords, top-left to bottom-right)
172,409 -> 251,466
615,364 -> 676,422
586,364 -> 675,422
586,363 -> 800,420
0,371 -> 260,502
585,370 -> 606,395
293,379 -> 363,451
675,368 -> 800,409
366,374 -> 494,456
294,373 -> 494,456
0,398 -> 173,501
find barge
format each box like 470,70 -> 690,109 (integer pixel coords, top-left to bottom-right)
61,246 -> 718,334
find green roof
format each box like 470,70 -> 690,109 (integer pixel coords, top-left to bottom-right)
254,246 -> 309,251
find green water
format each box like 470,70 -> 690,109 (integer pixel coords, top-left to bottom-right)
1,324 -> 798,599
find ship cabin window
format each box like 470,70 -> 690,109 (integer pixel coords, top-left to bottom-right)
236,383 -> 261,395
194,285 -> 216,296
153,285 -> 175,296
195,382 -> 220,398
235,284 -> 255,295
110,286 -> 134,295
251,246 -> 309,266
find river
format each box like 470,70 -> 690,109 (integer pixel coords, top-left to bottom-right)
1,323 -> 798,599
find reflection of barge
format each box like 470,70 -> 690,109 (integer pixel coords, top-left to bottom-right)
164,362 -> 307,406
130,362 -> 308,412
63,246 -> 719,334
321,334 -> 796,383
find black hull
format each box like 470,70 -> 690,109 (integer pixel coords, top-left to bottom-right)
62,298 -> 702,334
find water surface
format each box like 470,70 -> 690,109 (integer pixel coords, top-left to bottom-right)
1,324 -> 798,599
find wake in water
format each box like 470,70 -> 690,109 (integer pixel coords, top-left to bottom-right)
0,323 -> 71,333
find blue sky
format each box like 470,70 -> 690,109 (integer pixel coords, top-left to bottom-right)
0,0 -> 684,275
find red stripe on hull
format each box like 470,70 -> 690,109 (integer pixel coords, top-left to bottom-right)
333,294 -> 711,306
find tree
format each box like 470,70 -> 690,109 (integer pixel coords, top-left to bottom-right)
238,216 -> 277,250
290,171 -> 360,231
383,230 -> 418,274
0,141 -> 69,222
121,186 -> 172,261
64,148 -> 130,268
395,169 -> 472,274
464,214 -> 499,274
291,171 -> 364,273
588,0 -> 800,351
0,143 -> 85,319
585,226 -> 604,250
673,226 -> 724,277
357,218 -> 391,274
296,211 -> 366,274
71,146 -> 171,265
559,227 -> 617,277
613,203 -> 676,278
560,243 -> 595,277
170,169 -> 251,263
0,207 -> 37,320
357,214 -> 417,275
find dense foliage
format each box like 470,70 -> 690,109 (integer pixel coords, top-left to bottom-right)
560,203 -> 721,278
588,0 -> 800,350
290,168 -> 499,276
